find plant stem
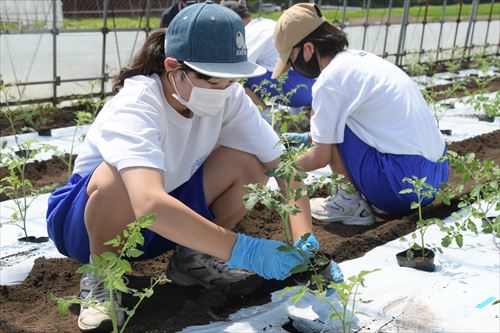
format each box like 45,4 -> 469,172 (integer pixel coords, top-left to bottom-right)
20,153 -> 28,238
283,174 -> 293,244
119,280 -> 162,333
348,284 -> 359,333
416,187 -> 426,258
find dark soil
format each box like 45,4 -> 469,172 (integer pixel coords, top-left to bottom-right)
0,130 -> 499,332
430,75 -> 500,101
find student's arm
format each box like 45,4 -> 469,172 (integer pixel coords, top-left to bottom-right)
263,158 -> 313,243
120,166 -> 237,261
295,142 -> 332,172
119,165 -> 309,280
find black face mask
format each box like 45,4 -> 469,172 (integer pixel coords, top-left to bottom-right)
291,46 -> 321,79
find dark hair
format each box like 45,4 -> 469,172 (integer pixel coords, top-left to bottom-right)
221,1 -> 250,20
298,22 -> 349,59
112,28 -> 167,93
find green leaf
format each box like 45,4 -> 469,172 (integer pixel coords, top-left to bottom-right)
399,188 -> 413,194
277,245 -> 293,252
290,288 -> 306,304
441,235 -> 451,247
455,234 -> 464,248
314,257 -> 331,267
125,248 -> 144,258
100,252 -> 117,262
290,263 -> 309,274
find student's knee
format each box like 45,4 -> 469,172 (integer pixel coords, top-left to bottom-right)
85,163 -> 133,225
87,163 -> 125,197
217,147 -> 267,184
238,152 -> 268,185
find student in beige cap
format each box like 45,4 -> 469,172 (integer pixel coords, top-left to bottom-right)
221,0 -> 315,121
273,3 -> 448,226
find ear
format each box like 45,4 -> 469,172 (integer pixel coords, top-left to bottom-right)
164,57 -> 178,71
302,42 -> 316,62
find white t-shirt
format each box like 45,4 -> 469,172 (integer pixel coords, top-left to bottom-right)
245,18 -> 279,72
311,50 -> 445,162
73,74 -> 283,192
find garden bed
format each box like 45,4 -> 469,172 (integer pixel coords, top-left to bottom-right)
0,129 -> 498,333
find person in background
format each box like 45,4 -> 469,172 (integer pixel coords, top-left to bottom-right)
272,3 -> 449,226
160,0 -> 200,28
221,0 -> 315,122
47,2 -> 319,332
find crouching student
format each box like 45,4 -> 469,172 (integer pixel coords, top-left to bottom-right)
47,2 -> 318,332
272,4 -> 449,226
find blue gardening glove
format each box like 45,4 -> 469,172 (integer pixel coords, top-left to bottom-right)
227,233 -> 307,280
283,132 -> 309,149
326,260 -> 344,283
294,233 -> 319,257
295,234 -> 344,284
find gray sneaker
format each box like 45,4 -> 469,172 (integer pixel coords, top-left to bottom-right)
310,191 -> 375,226
167,250 -> 252,289
78,273 -> 124,333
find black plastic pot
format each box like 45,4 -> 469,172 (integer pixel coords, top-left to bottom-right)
18,236 -> 49,243
478,115 -> 495,122
37,127 -> 52,136
15,149 -> 32,158
440,102 -> 455,109
396,248 -> 436,272
481,216 -> 495,226
440,129 -> 452,136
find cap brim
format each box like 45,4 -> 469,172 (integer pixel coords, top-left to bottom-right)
271,49 -> 293,79
184,61 -> 266,79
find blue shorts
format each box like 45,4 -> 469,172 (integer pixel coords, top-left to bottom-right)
46,165 -> 213,264
244,70 -> 315,108
338,127 -> 449,216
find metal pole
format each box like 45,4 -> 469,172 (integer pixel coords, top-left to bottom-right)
464,0 -> 479,58
417,0 -> 429,63
101,0 -> 109,97
361,0 -> 371,50
482,0 -> 494,53
451,0 -> 464,59
52,0 -> 59,105
146,0 -> 151,37
395,0 -> 410,67
435,0 -> 447,62
340,0 -> 347,31
382,0 -> 393,59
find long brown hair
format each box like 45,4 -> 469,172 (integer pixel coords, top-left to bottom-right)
112,28 -> 167,93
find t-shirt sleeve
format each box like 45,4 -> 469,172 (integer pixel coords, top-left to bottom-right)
218,85 -> 283,163
310,73 -> 359,144
98,102 -> 165,171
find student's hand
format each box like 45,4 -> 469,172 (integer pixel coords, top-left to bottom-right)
283,132 -> 310,149
294,233 -> 319,257
294,234 -> 344,284
327,260 -> 344,283
227,233 -> 307,280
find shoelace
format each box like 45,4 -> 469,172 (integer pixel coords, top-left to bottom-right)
324,193 -> 360,209
204,255 -> 229,274
81,275 -> 128,307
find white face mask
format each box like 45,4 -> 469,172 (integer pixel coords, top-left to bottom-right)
170,71 -> 232,117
